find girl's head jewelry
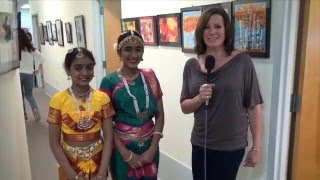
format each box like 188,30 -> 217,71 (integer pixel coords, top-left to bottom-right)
76,48 -> 84,58
117,30 -> 144,50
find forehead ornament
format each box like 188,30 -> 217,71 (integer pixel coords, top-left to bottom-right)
76,48 -> 84,58
117,30 -> 144,50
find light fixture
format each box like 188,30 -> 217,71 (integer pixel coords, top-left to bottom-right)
21,4 -> 30,9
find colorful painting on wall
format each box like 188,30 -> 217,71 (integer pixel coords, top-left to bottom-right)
181,6 -> 202,53
121,18 -> 139,32
232,0 -> 271,58
157,13 -> 181,47
138,16 -> 157,46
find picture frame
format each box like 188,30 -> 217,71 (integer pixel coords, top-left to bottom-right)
138,16 -> 158,46
181,6 -> 203,53
52,23 -> 57,41
46,21 -> 54,45
39,23 -> 45,44
156,13 -> 181,47
232,0 -> 271,58
0,0 -> 19,75
65,22 -> 72,43
55,19 -> 64,46
43,25 -> 48,41
203,2 -> 232,21
74,15 -> 86,48
121,18 -> 140,32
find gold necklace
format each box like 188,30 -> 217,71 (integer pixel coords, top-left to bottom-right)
69,87 -> 94,131
119,69 -> 139,80
71,87 -> 90,97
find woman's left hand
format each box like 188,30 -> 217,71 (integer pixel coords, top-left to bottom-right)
244,148 -> 261,167
139,147 -> 157,165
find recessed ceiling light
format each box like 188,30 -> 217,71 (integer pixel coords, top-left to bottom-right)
21,4 -> 30,9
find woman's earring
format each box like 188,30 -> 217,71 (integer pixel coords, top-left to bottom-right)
67,76 -> 70,80
141,58 -> 144,61
119,58 -> 122,62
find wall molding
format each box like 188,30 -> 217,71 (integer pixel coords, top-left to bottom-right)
158,151 -> 192,180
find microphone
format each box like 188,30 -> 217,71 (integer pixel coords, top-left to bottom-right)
204,55 -> 215,106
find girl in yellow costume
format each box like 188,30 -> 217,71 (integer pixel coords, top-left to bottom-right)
48,48 -> 115,180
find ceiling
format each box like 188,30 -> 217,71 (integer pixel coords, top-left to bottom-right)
17,0 -> 29,10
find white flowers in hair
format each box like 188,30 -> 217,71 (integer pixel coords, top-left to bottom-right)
113,43 -> 118,50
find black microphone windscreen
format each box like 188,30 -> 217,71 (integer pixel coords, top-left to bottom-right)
205,55 -> 215,71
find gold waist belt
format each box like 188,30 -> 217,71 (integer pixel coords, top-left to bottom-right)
114,127 -> 153,141
61,139 -> 103,161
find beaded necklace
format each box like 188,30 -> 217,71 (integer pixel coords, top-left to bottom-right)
122,72 -> 149,120
69,87 -> 94,130
70,87 -> 91,98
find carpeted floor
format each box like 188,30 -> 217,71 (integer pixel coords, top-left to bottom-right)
25,88 -> 112,180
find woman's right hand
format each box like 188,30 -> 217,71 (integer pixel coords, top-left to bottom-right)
198,83 -> 215,102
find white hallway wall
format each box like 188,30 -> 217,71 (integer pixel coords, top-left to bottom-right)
121,0 -> 299,180
0,70 -> 31,180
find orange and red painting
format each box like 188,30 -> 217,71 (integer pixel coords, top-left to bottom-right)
157,14 -> 181,47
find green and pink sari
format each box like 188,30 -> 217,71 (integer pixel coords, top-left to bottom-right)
99,68 -> 163,180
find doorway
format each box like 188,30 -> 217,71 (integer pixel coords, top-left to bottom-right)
288,0 -> 320,179
31,13 -> 44,88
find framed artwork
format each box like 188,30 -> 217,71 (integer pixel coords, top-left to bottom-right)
181,6 -> 203,53
156,13 -> 181,47
52,23 -> 57,41
55,19 -> 64,46
74,15 -> 86,48
46,21 -> 54,45
232,0 -> 271,58
39,23 -> 45,44
203,2 -> 232,21
138,16 -> 157,46
121,18 -> 139,32
43,25 -> 48,41
65,22 -> 72,43
0,0 -> 19,75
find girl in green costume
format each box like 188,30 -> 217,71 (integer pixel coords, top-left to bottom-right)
99,30 -> 165,180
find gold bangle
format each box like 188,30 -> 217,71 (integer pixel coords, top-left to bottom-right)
252,148 -> 261,152
123,150 -> 133,162
153,131 -> 163,138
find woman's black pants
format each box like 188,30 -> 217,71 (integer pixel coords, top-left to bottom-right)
192,145 -> 245,180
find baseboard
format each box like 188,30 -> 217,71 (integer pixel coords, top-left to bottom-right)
44,81 -> 59,98
158,151 -> 192,180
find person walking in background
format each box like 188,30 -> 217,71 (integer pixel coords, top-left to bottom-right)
99,30 -> 164,180
48,48 -> 115,180
19,29 -> 44,121
180,8 -> 263,180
